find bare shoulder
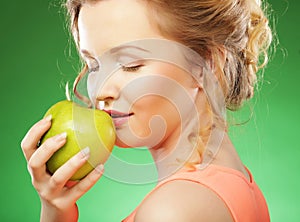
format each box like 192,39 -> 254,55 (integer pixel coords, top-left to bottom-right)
134,180 -> 233,222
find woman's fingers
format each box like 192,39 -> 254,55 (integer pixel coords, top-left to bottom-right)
49,147 -> 90,190
65,180 -> 79,188
28,132 -> 67,180
67,164 -> 104,202
21,115 -> 104,206
21,115 -> 52,161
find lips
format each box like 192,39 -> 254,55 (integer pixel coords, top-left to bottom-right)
103,110 -> 133,118
103,110 -> 133,127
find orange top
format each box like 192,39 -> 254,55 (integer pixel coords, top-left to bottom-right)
122,164 -> 270,222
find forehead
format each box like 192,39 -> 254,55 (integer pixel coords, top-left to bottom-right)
78,0 -> 165,56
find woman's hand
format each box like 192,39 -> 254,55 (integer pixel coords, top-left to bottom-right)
21,115 -> 104,222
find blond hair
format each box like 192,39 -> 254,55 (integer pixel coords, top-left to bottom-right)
66,0 -> 272,110
64,0 -> 273,167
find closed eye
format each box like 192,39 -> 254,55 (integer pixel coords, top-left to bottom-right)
88,65 -> 99,73
86,59 -> 100,73
122,64 -> 144,72
80,49 -> 99,73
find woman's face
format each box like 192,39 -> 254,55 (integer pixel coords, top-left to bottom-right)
78,0 -> 199,148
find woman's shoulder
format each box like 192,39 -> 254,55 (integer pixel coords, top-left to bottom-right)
134,170 -> 234,222
132,165 -> 269,222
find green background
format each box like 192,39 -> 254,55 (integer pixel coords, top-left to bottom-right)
0,0 -> 299,221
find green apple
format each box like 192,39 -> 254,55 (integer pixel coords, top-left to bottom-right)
41,100 -> 116,180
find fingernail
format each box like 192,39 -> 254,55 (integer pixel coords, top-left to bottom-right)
95,164 -> 104,174
44,114 -> 52,122
54,132 -> 67,141
80,147 -> 90,159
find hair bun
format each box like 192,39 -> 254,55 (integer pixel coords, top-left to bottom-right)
225,0 -> 272,110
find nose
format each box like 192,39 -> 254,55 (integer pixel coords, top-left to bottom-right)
95,73 -> 121,109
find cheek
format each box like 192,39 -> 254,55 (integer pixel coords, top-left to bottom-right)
115,95 -> 182,149
130,95 -> 181,138
115,63 -> 198,147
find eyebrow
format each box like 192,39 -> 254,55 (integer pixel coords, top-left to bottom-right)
80,49 -> 96,60
80,45 -> 150,58
110,45 -> 150,54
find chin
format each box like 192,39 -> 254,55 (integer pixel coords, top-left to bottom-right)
115,138 -> 134,148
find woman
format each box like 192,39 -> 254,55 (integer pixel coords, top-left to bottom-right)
21,0 -> 272,221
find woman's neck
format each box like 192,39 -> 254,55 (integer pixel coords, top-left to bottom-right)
148,123 -> 201,181
149,130 -> 249,182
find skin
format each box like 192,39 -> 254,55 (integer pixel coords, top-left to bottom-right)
78,0 -> 203,179
21,0 -> 250,221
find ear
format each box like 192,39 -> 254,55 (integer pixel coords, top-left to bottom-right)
193,46 -> 227,90
217,45 -> 227,69
212,45 -> 227,72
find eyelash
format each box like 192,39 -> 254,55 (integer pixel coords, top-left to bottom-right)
88,67 -> 99,73
87,62 -> 99,73
87,64 -> 144,73
122,64 -> 144,72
